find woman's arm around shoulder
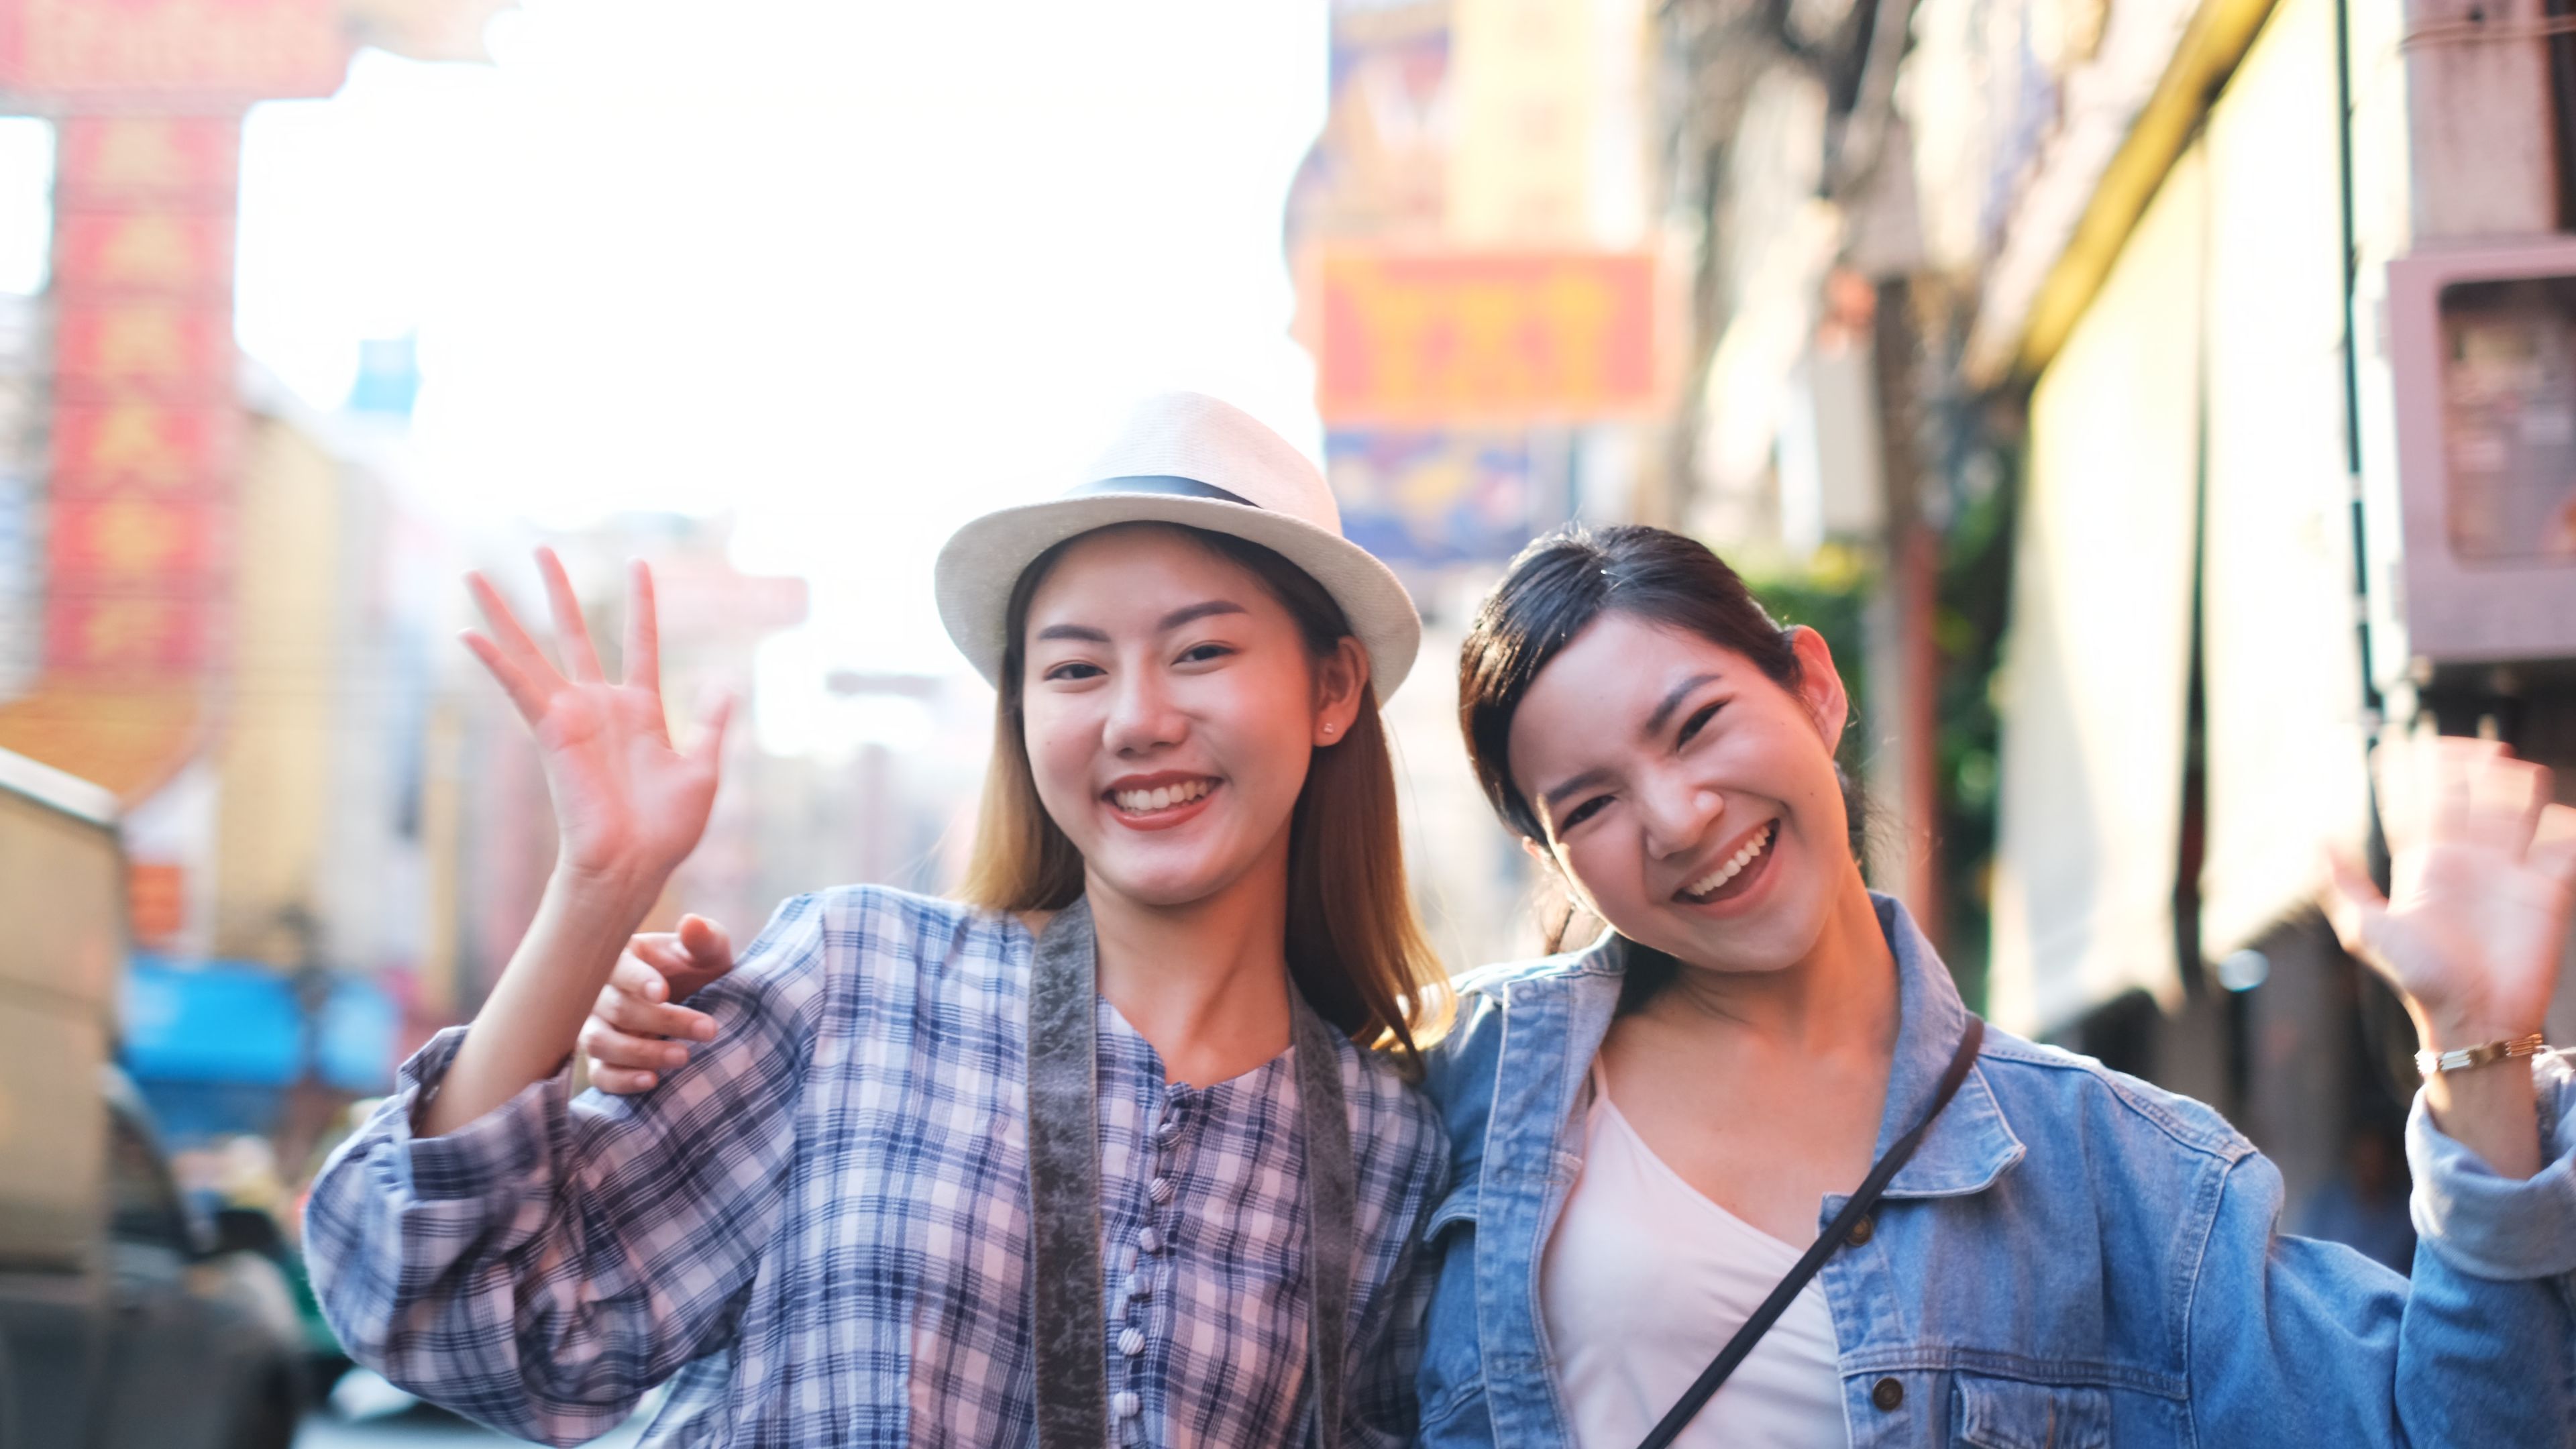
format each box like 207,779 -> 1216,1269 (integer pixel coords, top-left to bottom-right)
301,892 -> 831,1447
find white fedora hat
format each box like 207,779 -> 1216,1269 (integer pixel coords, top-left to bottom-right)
934,392 -> 1421,700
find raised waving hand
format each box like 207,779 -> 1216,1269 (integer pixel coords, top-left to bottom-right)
2325,737 -> 2576,1047
415,549 -> 731,1136
464,549 -> 731,891
2325,736 -> 2576,1177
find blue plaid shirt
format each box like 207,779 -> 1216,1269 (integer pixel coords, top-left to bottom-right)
305,886 -> 1448,1448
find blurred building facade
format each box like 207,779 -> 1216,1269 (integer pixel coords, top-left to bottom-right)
1640,0 -> 2576,1220
0,0 -> 610,1183
1288,0 -> 1675,972
1,350 -> 822,1171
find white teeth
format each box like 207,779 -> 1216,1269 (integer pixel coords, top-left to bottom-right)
1683,824 -> 1774,898
1114,780 -> 1211,812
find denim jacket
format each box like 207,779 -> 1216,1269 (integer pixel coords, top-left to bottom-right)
1415,895 -> 2576,1446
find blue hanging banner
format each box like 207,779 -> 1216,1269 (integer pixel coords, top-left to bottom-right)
122,957 -> 301,1087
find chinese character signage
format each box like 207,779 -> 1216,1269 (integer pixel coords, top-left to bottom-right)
1287,0 -> 1450,246
1326,430 -> 1536,568
55,213 -> 234,294
39,115 -> 239,684
0,113 -> 244,793
0,1 -> 500,818
0,0 -> 346,105
56,114 -> 239,199
1314,249 -> 1658,426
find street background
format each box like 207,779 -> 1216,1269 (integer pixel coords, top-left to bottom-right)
0,0 -> 2570,1442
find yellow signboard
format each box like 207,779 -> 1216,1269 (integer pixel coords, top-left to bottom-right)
1313,248 -> 1659,425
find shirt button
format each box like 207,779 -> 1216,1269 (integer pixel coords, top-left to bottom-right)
1871,1377 -> 1904,1411
1112,1389 -> 1141,1419
1148,1175 -> 1175,1205
1137,1225 -> 1162,1254
1847,1214 -> 1874,1246
1118,1326 -> 1147,1357
1124,1272 -> 1150,1301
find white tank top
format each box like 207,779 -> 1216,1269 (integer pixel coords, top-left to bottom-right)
1539,1063 -> 1849,1448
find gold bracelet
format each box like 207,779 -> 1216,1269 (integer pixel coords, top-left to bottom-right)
2415,1032 -> 2548,1077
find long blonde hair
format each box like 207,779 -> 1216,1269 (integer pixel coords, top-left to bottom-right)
959,523 -> 1451,1067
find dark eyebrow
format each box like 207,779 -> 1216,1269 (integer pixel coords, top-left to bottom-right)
1540,766 -> 1614,816
1642,672 -> 1723,739
1032,600 -> 1246,645
1159,600 -> 1248,631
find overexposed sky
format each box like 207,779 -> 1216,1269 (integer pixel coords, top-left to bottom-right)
2,0 -> 1332,747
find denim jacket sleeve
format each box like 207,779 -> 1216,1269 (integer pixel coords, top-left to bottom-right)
2185,1054 -> 2576,1445
300,896 -> 824,1447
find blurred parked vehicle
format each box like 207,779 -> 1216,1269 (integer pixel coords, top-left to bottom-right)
0,749 -> 306,1449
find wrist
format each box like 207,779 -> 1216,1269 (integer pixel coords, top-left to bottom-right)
2417,1032 -> 2546,1076
2418,1042 -> 2545,1179
2409,1001 -> 2544,1057
549,858 -> 668,922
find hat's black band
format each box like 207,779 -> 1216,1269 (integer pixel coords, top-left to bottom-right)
1067,474 -> 1256,508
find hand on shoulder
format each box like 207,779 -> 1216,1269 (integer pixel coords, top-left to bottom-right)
582,914 -> 738,1093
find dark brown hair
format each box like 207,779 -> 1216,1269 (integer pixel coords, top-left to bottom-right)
960,522 -> 1450,1066
1456,525 -> 1866,970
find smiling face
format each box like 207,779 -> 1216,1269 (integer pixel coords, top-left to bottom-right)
1018,525 -> 1364,912
1508,611 -> 1857,975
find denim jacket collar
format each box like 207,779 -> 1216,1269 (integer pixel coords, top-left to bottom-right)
1866,893 -> 2025,1197
1537,892 -> 2023,1202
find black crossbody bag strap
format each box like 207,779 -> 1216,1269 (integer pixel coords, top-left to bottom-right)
1028,901 -> 1108,1449
1027,901 -> 1358,1449
1635,1016 -> 1987,1449
1290,994 -> 1354,1447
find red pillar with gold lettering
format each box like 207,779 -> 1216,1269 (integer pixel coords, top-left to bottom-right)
0,0 -> 350,798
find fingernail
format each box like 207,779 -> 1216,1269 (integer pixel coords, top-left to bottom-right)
665,1046 -> 689,1068
636,1071 -> 656,1088
645,979 -> 664,1002
692,1019 -> 716,1041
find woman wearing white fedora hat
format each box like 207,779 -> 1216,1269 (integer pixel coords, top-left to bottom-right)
301,392 -> 1455,1448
